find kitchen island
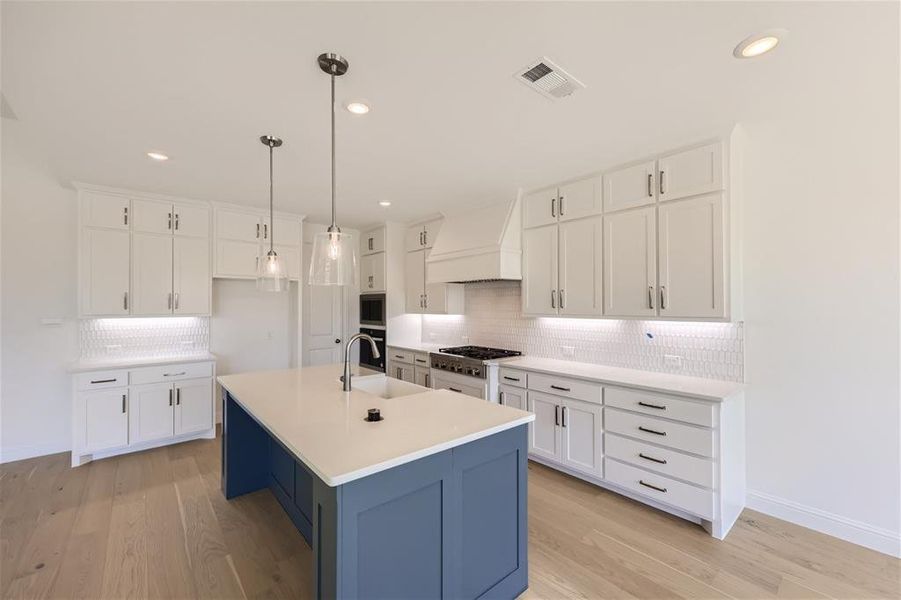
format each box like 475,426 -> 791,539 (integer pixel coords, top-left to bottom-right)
218,364 -> 534,599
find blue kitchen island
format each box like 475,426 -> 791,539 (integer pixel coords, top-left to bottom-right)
218,365 -> 534,599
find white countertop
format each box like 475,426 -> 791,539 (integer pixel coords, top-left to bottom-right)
68,353 -> 217,373
385,341 -> 444,353
498,357 -> 742,401
218,364 -> 534,487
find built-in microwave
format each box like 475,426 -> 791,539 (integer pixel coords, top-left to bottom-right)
360,293 -> 386,327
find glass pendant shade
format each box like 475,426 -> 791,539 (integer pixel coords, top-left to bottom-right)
309,230 -> 356,286
257,250 -> 289,292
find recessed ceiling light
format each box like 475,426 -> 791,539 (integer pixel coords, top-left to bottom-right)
733,30 -> 786,59
346,102 -> 370,115
146,151 -> 169,161
378,201 -> 391,207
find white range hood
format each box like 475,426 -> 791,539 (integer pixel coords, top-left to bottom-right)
426,198 -> 522,283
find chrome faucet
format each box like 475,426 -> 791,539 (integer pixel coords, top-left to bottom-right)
343,333 -> 381,392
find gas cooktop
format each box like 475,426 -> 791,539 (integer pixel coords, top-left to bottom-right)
437,346 -> 522,361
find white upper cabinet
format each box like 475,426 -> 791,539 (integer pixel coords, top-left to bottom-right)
215,239 -> 259,279
174,203 -> 210,238
80,228 -> 130,316
604,207 -> 657,317
216,208 -> 261,242
603,160 -> 657,212
658,193 -> 725,318
174,237 -> 211,315
270,216 -> 301,246
423,248 -> 463,314
273,244 -> 301,280
405,249 -> 425,313
81,192 -> 130,230
213,206 -> 302,280
558,177 -> 601,222
131,233 -> 174,316
522,225 -> 558,315
522,187 -> 559,229
658,141 -> 724,202
405,219 -> 443,251
361,228 -> 386,255
558,217 -> 602,317
361,252 -> 386,292
132,199 -> 174,235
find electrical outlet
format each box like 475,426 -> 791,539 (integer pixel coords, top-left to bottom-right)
664,354 -> 683,369
561,345 -> 575,358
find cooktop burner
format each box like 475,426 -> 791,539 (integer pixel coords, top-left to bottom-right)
438,346 -> 522,361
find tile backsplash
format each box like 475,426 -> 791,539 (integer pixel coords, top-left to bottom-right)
80,317 -> 210,360
421,281 -> 743,382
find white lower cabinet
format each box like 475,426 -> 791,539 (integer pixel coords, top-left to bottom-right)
431,373 -> 484,399
175,378 -> 214,435
527,390 -> 603,478
526,391 -> 563,462
498,384 -> 526,410
81,388 -> 129,452
129,382 -> 175,443
387,360 -> 415,383
414,366 -> 431,388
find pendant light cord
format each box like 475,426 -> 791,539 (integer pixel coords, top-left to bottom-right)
269,142 -> 275,253
330,67 -> 337,230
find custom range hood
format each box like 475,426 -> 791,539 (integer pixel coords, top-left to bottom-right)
426,198 -> 522,283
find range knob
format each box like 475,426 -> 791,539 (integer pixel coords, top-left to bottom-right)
471,367 -> 481,376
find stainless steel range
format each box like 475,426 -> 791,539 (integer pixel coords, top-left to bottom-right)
429,346 -> 522,402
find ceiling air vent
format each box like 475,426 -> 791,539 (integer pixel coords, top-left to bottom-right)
515,57 -> 585,100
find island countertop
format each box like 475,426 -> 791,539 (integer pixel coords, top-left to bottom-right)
218,364 -> 534,487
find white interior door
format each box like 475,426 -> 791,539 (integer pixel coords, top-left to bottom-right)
81,228 -> 130,315
603,207 -> 657,317
175,378 -> 213,435
82,389 -> 128,451
658,193 -> 725,318
132,199 -> 173,235
129,383 -> 174,444
303,241 -> 343,365
132,233 -> 173,316
522,187 -> 558,229
560,398 -> 604,478
527,391 -> 561,461
173,236 -> 210,315
173,203 -> 210,238
522,225 -> 558,315
558,176 -> 601,222
603,160 -> 657,212
658,141 -> 724,202
405,250 -> 425,313
559,217 -> 602,316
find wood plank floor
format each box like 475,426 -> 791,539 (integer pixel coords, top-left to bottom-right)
1,436 -> 898,599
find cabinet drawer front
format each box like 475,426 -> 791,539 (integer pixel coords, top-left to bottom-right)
129,362 -> 213,385
605,387 -> 715,427
76,370 -> 129,391
412,352 -> 430,368
386,348 -> 414,365
605,433 -> 714,489
527,372 -> 602,404
605,459 -> 714,519
433,376 -> 484,399
498,368 -> 526,388
604,408 -> 715,458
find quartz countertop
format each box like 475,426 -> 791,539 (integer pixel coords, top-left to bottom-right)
68,353 -> 217,373
497,356 -> 742,401
385,341 -> 444,353
218,363 -> 534,486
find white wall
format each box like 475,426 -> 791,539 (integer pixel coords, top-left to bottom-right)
1,119 -> 78,461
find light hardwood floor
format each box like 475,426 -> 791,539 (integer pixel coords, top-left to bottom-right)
1,436 -> 898,599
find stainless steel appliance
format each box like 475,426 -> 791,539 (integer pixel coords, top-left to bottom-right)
360,293 -> 386,327
430,346 -> 522,378
358,327 -> 386,372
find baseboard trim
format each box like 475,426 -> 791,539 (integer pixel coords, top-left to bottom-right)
746,490 -> 901,558
0,441 -> 70,464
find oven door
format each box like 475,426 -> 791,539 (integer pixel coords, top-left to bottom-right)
359,327 -> 386,372
360,294 -> 386,327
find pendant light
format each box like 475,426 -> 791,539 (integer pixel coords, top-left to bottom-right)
257,135 -> 288,292
309,52 -> 357,286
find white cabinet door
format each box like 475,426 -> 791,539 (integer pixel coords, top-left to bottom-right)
132,199 -> 174,235
527,392 -> 561,461
129,383 -> 174,444
498,384 -> 526,410
603,160 -> 657,212
132,233 -> 174,316
273,244 -> 301,280
174,203 -> 210,238
559,217 -> 602,317
658,141 -> 724,202
414,366 -> 431,388
271,216 -> 301,247
83,389 -> 128,452
405,226 -> 425,252
603,207 -> 657,317
216,208 -> 261,242
422,219 -> 442,249
431,374 -> 484,399
560,398 -> 604,478
360,253 -> 385,292
558,176 -> 601,222
405,250 -> 425,313
81,228 -> 130,316
175,378 -> 213,435
173,236 -> 210,315
362,228 -> 385,255
522,187 -> 558,229
522,225 -> 558,315
81,192 -> 130,230
658,194 -> 725,318
215,239 -> 260,278
388,362 -> 415,383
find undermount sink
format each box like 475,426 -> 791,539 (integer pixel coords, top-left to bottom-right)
350,375 -> 428,399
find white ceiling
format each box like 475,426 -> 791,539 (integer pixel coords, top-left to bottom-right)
0,1 -> 881,228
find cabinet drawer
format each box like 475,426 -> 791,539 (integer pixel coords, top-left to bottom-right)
433,376 -> 485,399
605,387 -> 715,427
605,433 -> 715,489
498,368 -> 526,388
76,370 -> 129,391
604,407 -> 715,458
129,361 -> 213,385
412,352 -> 430,368
386,348 -> 414,365
528,372 -> 602,404
605,459 -> 714,520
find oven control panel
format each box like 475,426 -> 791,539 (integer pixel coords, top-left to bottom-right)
430,355 -> 485,379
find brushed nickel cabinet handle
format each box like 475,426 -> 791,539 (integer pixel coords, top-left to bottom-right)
559,289 -> 565,309
499,391 -> 505,405
176,388 -> 181,405
163,371 -> 187,377
123,207 -> 128,225
659,170 -> 665,195
263,223 -> 268,239
638,425 -> 667,436
425,373 -> 430,387
175,213 -> 179,230
554,404 -> 560,426
551,197 -> 556,218
660,286 -> 667,310
550,289 -> 556,309
121,394 -> 127,413
394,355 -> 404,359
168,212 -> 172,230
449,387 -> 462,393
559,195 -> 564,216
90,378 -> 116,384
640,480 -> 667,493
168,293 -> 173,310
123,292 -> 128,311
256,223 -> 260,238
647,173 -> 653,197
169,389 -> 173,406
174,293 -> 179,310
639,453 -> 667,465
550,384 -> 571,392
648,285 -> 654,309
423,231 -> 427,245
503,376 -> 520,382
638,401 -> 666,410
561,406 -> 568,427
